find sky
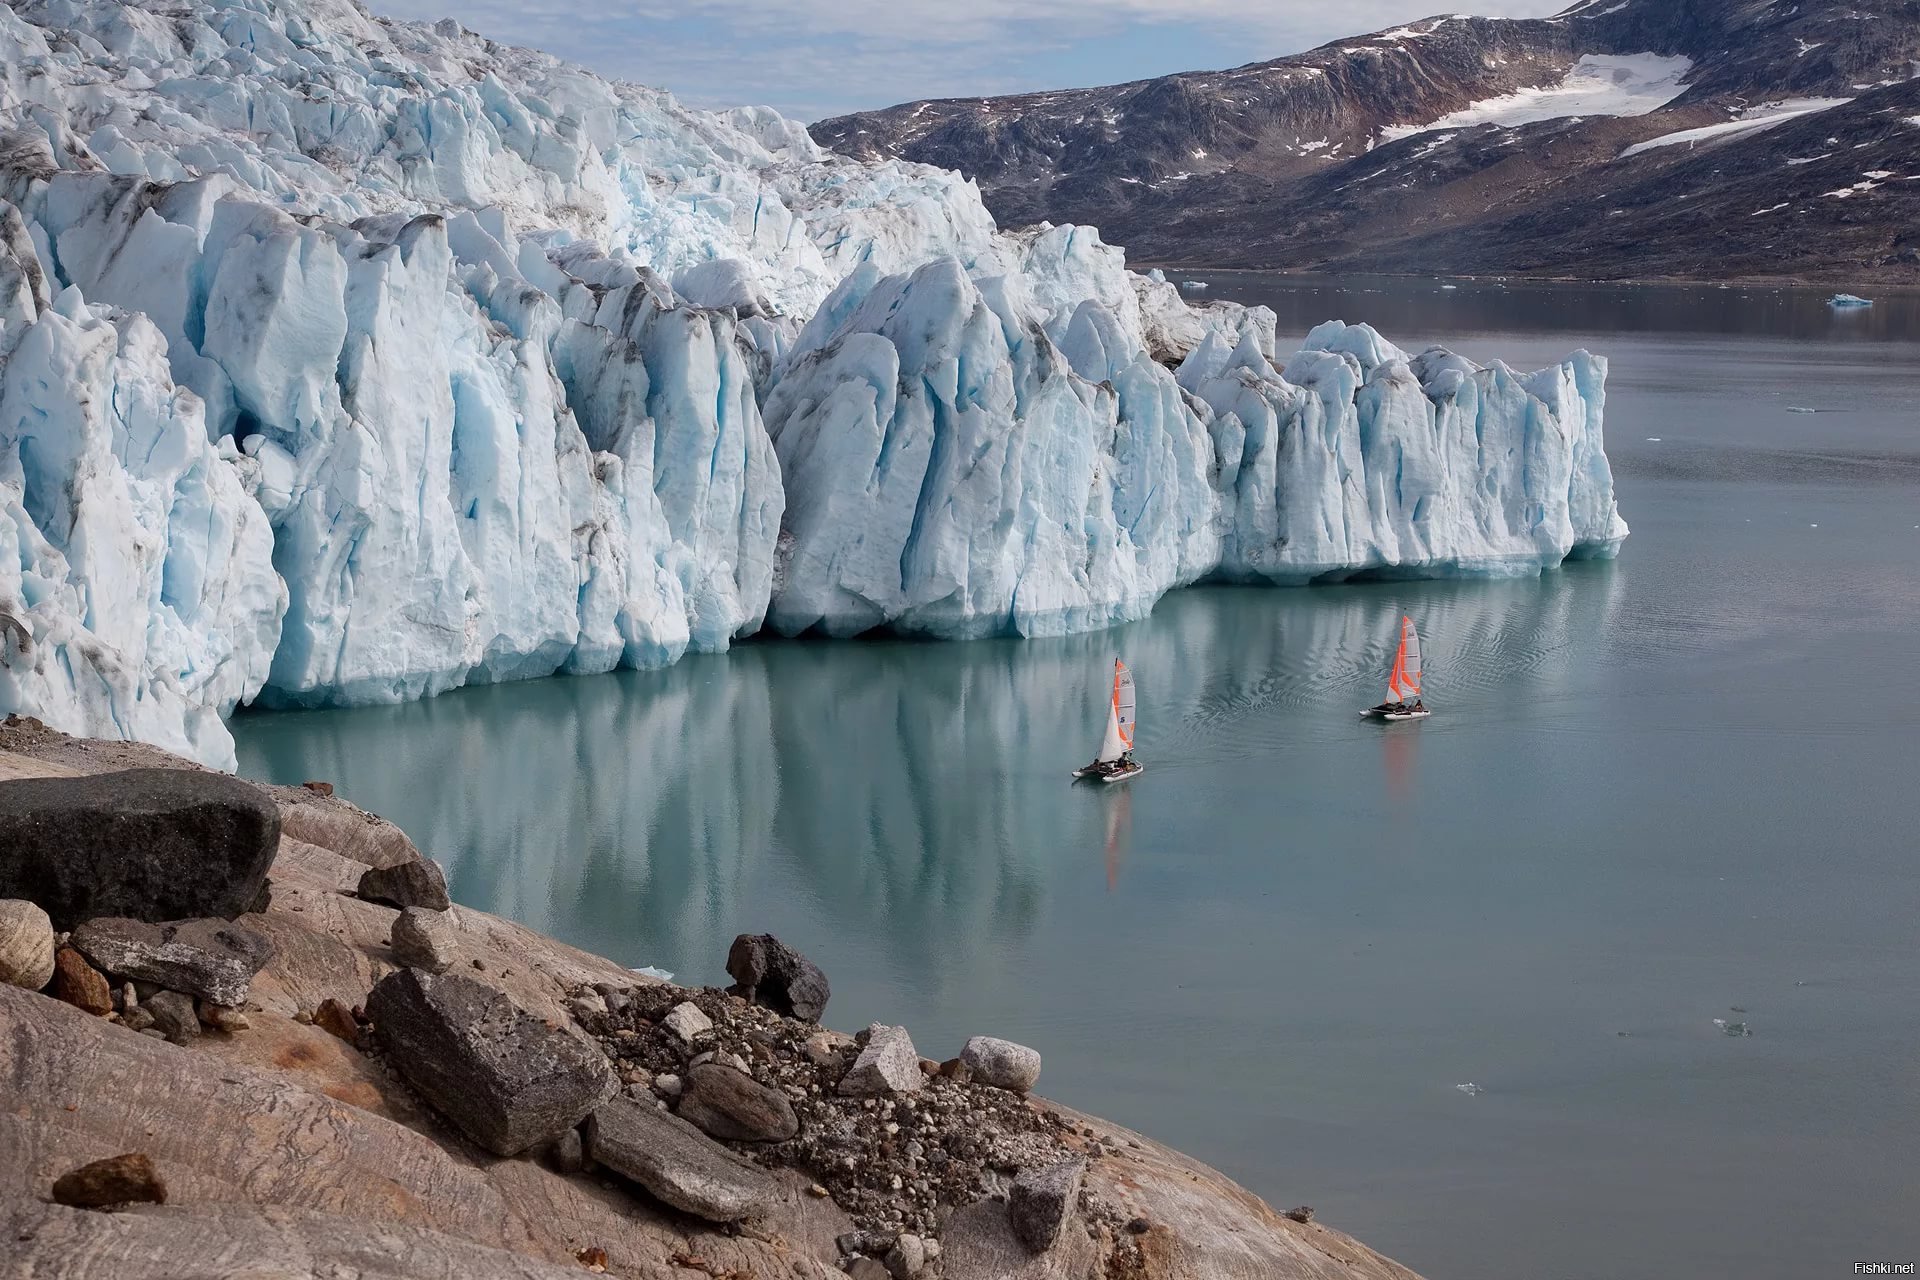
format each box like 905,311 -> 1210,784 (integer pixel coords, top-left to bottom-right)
371,0 -> 1560,122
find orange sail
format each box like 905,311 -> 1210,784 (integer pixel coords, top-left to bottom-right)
1386,615 -> 1423,703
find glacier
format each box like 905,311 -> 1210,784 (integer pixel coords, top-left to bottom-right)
0,0 -> 1626,767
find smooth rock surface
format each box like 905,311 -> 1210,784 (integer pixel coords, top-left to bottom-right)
676,1062 -> 801,1143
50,946 -> 112,1015
583,1096 -> 780,1222
0,771 -> 280,929
390,907 -> 459,974
726,934 -> 831,1022
366,969 -> 617,1156
50,1154 -> 167,1208
838,1024 -> 924,1097
1009,1158 -> 1085,1254
357,859 -> 452,912
960,1037 -> 1043,1093
664,1001 -> 714,1043
69,917 -> 273,1006
0,898 -> 55,989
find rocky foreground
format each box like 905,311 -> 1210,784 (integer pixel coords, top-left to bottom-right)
0,717 -> 1421,1280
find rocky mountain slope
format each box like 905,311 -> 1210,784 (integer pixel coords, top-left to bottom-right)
815,0 -> 1920,279
0,719 -> 1423,1280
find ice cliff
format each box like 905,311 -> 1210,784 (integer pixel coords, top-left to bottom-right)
0,0 -> 1626,766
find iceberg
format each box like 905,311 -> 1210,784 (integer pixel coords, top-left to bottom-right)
0,0 -> 1626,765
1828,294 -> 1873,308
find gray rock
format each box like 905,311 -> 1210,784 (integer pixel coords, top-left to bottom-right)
545,1127 -> 584,1176
356,858 -> 451,912
0,769 -> 280,929
197,1001 -> 250,1033
145,990 -> 200,1045
569,990 -> 606,1021
675,1062 -> 799,1142
582,1095 -> 779,1222
885,1232 -> 927,1278
688,1048 -> 748,1073
662,1000 -> 711,1043
848,1260 -> 891,1280
365,969 -> 616,1156
0,898 -> 55,989
390,906 -> 458,974
724,933 -> 830,1023
803,1029 -> 848,1067
960,1036 -> 1043,1093
70,917 -> 274,1006
1009,1158 -> 1085,1253
838,1024 -> 923,1097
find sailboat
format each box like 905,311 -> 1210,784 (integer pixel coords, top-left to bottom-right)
1074,659 -> 1143,783
1362,615 -> 1431,721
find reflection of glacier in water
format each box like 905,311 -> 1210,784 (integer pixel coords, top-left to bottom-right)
235,566 -> 1624,980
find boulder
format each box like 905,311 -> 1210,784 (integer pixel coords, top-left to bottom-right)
356,858 -> 451,912
0,898 -> 55,989
885,1232 -> 928,1278
582,1096 -> 779,1222
197,1001 -> 250,1033
50,946 -> 112,1014
725,933 -> 830,1022
69,917 -> 273,1006
144,990 -> 200,1045
847,1261 -> 891,1280
268,784 -> 422,869
49,1153 -> 167,1208
1009,1158 -> 1085,1253
313,997 -> 360,1043
838,1024 -> 923,1097
390,906 -> 458,973
0,770 -> 279,929
662,1001 -> 712,1043
675,1062 -> 800,1142
960,1036 -> 1043,1093
366,969 -> 617,1156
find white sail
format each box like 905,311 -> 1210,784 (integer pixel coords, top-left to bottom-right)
1114,660 -> 1136,750
1402,619 -> 1423,697
1096,704 -> 1126,764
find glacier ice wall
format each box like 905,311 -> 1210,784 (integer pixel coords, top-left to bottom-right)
0,0 -> 1625,764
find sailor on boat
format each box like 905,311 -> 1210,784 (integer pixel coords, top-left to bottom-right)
1363,615 -> 1432,721
1074,659 -> 1143,783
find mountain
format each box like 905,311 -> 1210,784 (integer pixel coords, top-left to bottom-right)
813,0 -> 1920,280
0,0 -> 1622,767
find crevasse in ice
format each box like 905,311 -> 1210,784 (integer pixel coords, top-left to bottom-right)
0,0 -> 1625,766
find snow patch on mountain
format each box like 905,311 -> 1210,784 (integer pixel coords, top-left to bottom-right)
1381,53 -> 1693,142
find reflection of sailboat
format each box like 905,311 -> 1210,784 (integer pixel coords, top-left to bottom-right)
1362,615 -> 1431,721
1074,659 -> 1143,783
1103,787 -> 1131,892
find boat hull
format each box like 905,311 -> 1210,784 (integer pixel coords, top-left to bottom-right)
1074,762 -> 1144,783
1361,708 -> 1432,721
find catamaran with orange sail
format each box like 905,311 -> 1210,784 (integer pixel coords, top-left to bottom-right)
1362,615 -> 1430,721
1074,659 -> 1143,783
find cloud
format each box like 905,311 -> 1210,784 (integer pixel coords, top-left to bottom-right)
377,0 -> 1560,119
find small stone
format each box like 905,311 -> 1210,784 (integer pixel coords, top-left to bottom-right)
936,1058 -> 971,1084
121,1005 -> 155,1033
690,1048 -> 749,1073
301,780 -> 334,796
847,1260 -> 890,1280
51,946 -> 113,1015
838,1024 -> 923,1097
69,917 -> 273,1007
1008,1158 -> 1085,1254
653,1073 -> 683,1100
569,991 -> 607,1021
884,1232 -> 926,1278
724,933 -> 830,1023
1284,1205 -> 1315,1224
390,906 -> 458,974
313,997 -> 360,1043
0,899 -> 55,990
547,1127 -> 585,1176
807,1183 -> 829,1198
356,858 -> 451,912
583,1096 -> 779,1222
1126,1217 -> 1151,1234
803,1030 -> 847,1067
676,1062 -> 800,1143
144,990 -> 200,1045
50,1153 -> 166,1208
662,1001 -> 712,1043
117,982 -> 137,1013
197,1001 -> 250,1033
960,1036 -> 1042,1093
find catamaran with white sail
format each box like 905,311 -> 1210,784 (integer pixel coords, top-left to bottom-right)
1074,659 -> 1143,783
1362,615 -> 1430,721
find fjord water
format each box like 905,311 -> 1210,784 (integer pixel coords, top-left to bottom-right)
235,277 -> 1920,1280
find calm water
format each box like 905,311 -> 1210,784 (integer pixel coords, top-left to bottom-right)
235,276 -> 1920,1280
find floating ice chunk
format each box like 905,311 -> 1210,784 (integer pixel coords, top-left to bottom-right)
630,965 -> 675,981
1828,294 -> 1873,308
1712,1018 -> 1753,1037
1456,1082 -> 1483,1096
